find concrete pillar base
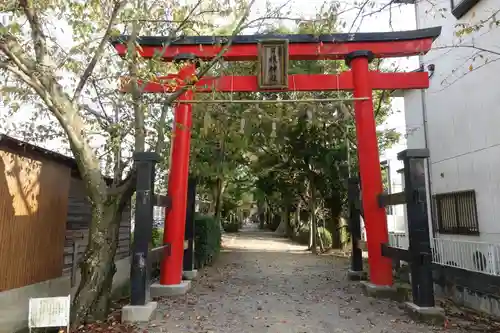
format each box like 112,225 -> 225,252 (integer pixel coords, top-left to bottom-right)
183,270 -> 198,280
151,281 -> 191,297
404,302 -> 445,325
360,281 -> 405,302
121,302 -> 157,323
347,270 -> 367,281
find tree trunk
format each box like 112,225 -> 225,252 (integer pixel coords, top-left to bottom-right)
275,216 -> 286,235
308,215 -> 313,248
310,213 -> 318,254
257,199 -> 265,230
339,217 -> 350,250
71,193 -> 129,327
330,215 -> 341,249
318,221 -> 325,253
286,204 -> 295,238
327,196 -> 343,249
208,199 -> 216,216
309,181 -> 318,254
213,177 -> 225,220
291,201 -> 301,236
274,204 -> 289,236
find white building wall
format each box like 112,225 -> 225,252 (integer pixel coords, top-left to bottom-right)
382,141 -> 407,233
404,90 -> 426,149
404,0 -> 500,243
379,98 -> 409,236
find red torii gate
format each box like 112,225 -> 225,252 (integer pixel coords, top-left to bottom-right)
112,26 -> 441,289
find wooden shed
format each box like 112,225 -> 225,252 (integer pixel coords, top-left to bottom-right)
0,135 -> 131,291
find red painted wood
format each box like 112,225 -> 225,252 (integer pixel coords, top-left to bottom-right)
160,63 -> 195,286
123,72 -> 429,93
350,56 -> 393,286
112,38 -> 434,61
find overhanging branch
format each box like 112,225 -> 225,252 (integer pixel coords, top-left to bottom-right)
153,0 -> 257,155
72,0 -> 126,102
82,104 -> 113,125
0,61 -> 45,97
19,0 -> 48,65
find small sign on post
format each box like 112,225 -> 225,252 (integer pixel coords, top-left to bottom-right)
258,39 -> 289,90
28,295 -> 71,333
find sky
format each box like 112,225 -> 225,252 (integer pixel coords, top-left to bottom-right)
1,0 -> 419,158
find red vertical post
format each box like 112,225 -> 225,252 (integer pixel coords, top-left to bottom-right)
346,51 -> 393,286
160,59 -> 196,285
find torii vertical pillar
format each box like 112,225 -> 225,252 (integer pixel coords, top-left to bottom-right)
346,51 -> 393,287
159,57 -> 196,288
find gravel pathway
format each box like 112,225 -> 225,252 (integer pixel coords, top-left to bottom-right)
141,225 -> 467,333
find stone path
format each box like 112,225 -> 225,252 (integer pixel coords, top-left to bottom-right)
140,225 -> 467,333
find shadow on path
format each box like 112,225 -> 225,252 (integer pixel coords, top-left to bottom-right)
142,225 -> 465,333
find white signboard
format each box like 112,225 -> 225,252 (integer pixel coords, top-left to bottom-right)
29,295 -> 71,332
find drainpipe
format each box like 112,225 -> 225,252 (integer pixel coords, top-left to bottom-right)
414,1 -> 436,237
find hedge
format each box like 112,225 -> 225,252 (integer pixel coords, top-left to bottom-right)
317,226 -> 333,248
146,215 -> 221,271
222,218 -> 241,233
194,214 -> 222,269
151,227 -> 163,248
292,226 -> 333,249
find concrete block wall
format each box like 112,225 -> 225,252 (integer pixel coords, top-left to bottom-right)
434,283 -> 500,319
0,256 -> 131,333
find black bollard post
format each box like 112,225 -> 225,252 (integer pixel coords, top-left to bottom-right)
347,177 -> 367,281
183,176 -> 197,280
130,152 -> 160,306
398,149 -> 435,307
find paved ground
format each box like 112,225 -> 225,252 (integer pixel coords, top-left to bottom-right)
141,225 -> 467,333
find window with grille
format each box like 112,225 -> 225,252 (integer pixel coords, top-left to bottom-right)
433,190 -> 479,235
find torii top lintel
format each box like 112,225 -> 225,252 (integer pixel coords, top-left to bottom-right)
111,27 -> 441,61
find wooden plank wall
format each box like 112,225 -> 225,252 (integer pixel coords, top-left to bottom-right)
63,177 -> 131,277
0,149 -> 70,291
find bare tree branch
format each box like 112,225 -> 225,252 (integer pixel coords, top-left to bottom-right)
82,104 -> 113,125
436,57 -> 500,91
126,0 -> 206,154
154,0 -> 257,155
0,61 -> 44,93
72,0 -> 126,102
348,0 -> 370,32
433,44 -> 500,57
0,29 -> 35,75
90,79 -> 114,121
1,22 -> 108,203
19,0 -> 49,65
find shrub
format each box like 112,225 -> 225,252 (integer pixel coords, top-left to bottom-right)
194,214 -> 222,269
151,227 -> 164,248
266,214 -> 281,231
293,226 -> 310,245
291,226 -> 333,249
222,218 -> 241,233
317,226 -> 333,249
